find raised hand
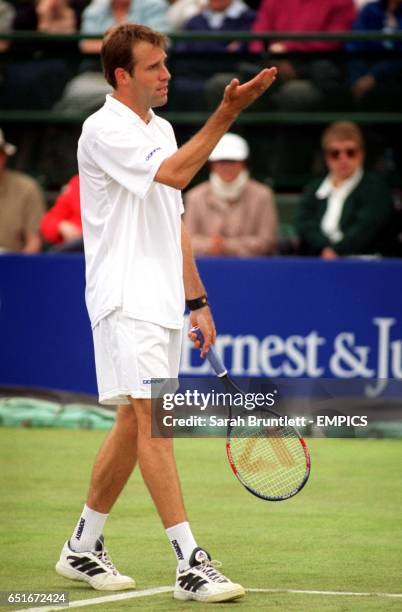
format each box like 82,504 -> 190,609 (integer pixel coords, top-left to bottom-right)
221,67 -> 278,115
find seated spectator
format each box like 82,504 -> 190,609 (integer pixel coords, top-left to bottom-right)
242,0 -> 357,182
250,0 -> 356,110
347,0 -> 402,110
0,0 -> 15,52
0,130 -> 45,253
251,0 -> 356,54
177,0 -> 255,54
296,122 -> 395,258
1,0 -> 77,110
80,0 -> 168,54
167,0 -> 207,31
12,0 -> 77,31
41,174 -> 82,248
184,133 -> 278,256
36,0 -> 76,32
172,0 -> 255,109
54,0 -> 168,111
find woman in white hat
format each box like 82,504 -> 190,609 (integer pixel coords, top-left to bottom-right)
184,133 -> 278,256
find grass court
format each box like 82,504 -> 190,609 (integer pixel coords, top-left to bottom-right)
1,429 -> 401,611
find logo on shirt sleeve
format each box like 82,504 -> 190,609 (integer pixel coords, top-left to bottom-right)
145,147 -> 162,161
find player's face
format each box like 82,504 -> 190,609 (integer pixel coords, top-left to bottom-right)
210,160 -> 246,183
325,139 -> 363,182
130,42 -> 171,109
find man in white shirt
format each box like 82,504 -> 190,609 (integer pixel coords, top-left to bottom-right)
55,23 -> 277,603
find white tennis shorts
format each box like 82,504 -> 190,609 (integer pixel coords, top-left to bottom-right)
92,310 -> 183,405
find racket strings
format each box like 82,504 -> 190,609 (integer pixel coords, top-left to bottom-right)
229,425 -> 308,499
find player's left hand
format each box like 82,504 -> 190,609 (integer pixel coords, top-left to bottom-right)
188,307 -> 216,358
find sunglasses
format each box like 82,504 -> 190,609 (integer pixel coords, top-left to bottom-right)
326,147 -> 359,160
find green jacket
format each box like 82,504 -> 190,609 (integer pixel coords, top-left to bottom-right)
296,171 -> 395,256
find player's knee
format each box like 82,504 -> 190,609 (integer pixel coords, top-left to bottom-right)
116,404 -> 137,436
130,398 -> 152,423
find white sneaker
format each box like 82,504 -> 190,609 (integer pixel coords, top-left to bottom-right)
174,548 -> 245,603
55,536 -> 135,591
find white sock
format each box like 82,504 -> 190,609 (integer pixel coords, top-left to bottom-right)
70,504 -> 109,552
165,521 -> 198,571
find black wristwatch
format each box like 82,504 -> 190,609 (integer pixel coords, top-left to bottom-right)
186,295 -> 209,311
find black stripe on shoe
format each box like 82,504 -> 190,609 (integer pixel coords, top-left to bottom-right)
67,556 -> 92,568
77,561 -> 101,573
67,555 -> 106,575
87,567 -> 109,577
177,573 -> 208,592
187,576 -> 208,592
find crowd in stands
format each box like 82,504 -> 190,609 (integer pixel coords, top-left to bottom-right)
0,0 -> 401,258
0,123 -> 399,257
1,0 -> 401,111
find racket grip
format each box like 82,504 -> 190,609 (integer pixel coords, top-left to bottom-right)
190,327 -> 227,377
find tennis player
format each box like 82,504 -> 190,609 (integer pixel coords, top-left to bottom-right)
55,23 -> 276,603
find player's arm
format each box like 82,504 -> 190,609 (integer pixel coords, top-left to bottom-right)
155,68 -> 277,190
181,222 -> 216,356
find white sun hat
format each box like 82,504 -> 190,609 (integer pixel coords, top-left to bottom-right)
209,133 -> 249,162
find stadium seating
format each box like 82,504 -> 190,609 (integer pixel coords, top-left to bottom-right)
1,29 -> 401,238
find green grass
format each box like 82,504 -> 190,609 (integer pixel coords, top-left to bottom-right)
0,429 -> 401,611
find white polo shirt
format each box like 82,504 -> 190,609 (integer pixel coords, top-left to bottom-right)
78,95 -> 185,330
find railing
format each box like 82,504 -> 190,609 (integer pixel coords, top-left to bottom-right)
1,31 -> 401,191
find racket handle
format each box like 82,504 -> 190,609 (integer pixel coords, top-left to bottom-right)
190,326 -> 228,377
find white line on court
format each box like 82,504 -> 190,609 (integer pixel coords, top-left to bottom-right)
16,585 -> 402,611
248,588 -> 402,598
14,587 -> 173,612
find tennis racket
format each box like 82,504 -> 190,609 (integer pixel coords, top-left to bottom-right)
191,327 -> 311,501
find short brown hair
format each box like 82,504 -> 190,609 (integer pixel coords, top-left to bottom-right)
101,23 -> 167,88
321,121 -> 364,151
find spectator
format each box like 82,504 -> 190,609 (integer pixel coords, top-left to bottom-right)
0,0 -> 15,52
13,0 -> 77,31
177,0 -> 255,54
296,122 -> 395,258
54,0 -> 168,112
0,130 -> 45,253
80,0 -> 168,54
173,0 -> 255,109
41,174 -> 82,247
36,0 -> 76,32
244,0 -> 357,183
251,0 -> 356,54
250,0 -> 356,109
184,133 -> 278,256
167,0 -> 207,30
347,0 -> 402,109
2,0 -> 77,110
